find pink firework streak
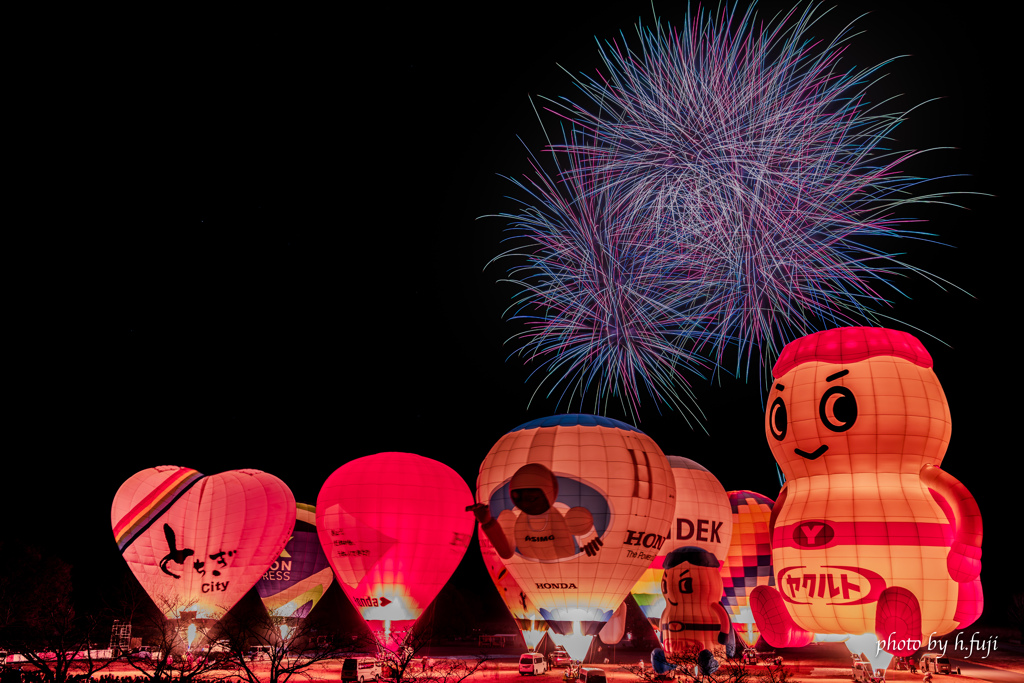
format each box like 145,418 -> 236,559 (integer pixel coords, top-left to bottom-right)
495,2 -> 966,421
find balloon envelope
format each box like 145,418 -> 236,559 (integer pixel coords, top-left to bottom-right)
475,414 -> 676,659
316,452 -> 474,645
112,466 -> 296,619
631,456 -> 733,630
256,502 -> 333,619
479,528 -> 548,649
756,327 -> 982,655
720,491 -> 775,648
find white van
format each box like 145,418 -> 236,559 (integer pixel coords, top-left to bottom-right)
519,652 -> 547,675
578,668 -> 607,683
342,657 -> 383,683
851,660 -> 885,683
919,653 -> 957,675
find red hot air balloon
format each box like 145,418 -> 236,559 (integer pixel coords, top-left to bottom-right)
316,453 -> 474,650
111,466 -> 296,619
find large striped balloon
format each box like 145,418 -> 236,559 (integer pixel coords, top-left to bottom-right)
474,414 -> 676,660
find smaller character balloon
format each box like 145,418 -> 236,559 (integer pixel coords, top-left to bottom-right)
112,466 -> 296,619
720,491 -> 776,648
659,547 -> 731,656
631,456 -> 732,631
256,502 -> 333,620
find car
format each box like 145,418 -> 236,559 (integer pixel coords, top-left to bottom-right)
520,652 -> 548,675
919,653 -> 958,675
247,646 -> 273,661
577,668 -> 606,683
341,657 -> 383,683
549,648 -> 571,668
851,660 -> 885,683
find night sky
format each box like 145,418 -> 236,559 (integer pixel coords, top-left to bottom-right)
8,0 -> 1015,636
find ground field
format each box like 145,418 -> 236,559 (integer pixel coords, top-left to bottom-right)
46,641 -> 1024,683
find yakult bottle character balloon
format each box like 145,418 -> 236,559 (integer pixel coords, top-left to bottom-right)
631,457 -> 733,632
473,414 -> 676,660
316,453 -> 474,651
750,328 -> 983,658
112,467 -> 296,619
659,547 -> 732,656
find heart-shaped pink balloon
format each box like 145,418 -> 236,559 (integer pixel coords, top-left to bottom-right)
112,466 -> 296,619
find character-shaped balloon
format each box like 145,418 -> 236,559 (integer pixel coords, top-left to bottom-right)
631,457 -> 733,631
750,327 -> 983,657
659,547 -> 731,656
316,453 -> 474,649
720,491 -> 776,648
474,414 -> 675,660
112,466 -> 296,619
256,502 -> 334,621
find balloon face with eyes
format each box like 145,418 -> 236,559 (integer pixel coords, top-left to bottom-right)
765,355 -> 951,479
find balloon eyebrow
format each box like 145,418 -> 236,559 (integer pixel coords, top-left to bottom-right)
775,383 -> 785,391
826,370 -> 849,382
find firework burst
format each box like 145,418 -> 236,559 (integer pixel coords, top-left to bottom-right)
494,125 -> 712,426
495,1 -> 962,421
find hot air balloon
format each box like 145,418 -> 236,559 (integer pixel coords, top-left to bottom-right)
479,529 -> 548,649
659,547 -> 731,655
750,327 -> 983,665
256,502 -> 334,629
472,414 -> 676,660
316,452 -> 474,650
631,457 -> 733,632
111,466 -> 296,620
720,491 -> 776,650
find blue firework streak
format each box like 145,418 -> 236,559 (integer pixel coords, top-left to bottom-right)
549,2 -> 961,379
495,1 -> 964,419
494,125 -> 712,426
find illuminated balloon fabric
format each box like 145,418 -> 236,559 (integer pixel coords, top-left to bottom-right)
256,502 -> 333,619
720,491 -> 776,648
474,414 -> 676,640
111,466 -> 296,619
659,547 -> 731,655
631,456 -> 733,629
316,452 -> 474,637
479,528 -> 548,648
751,327 -> 982,657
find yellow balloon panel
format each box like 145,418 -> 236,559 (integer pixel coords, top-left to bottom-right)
753,327 -> 982,656
476,415 -> 676,636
